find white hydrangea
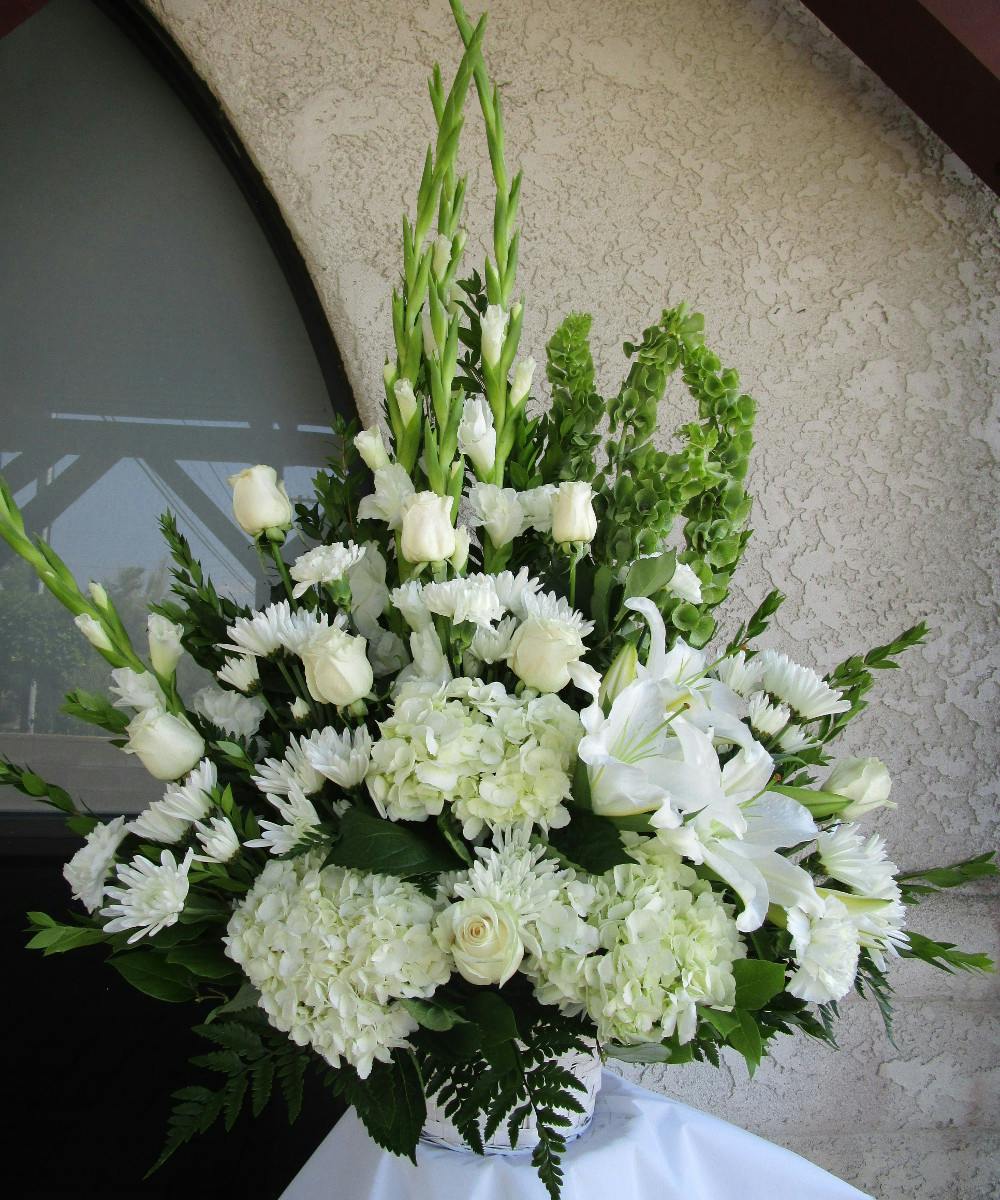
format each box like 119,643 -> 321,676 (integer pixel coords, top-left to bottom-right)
192,685 -> 265,739
366,678 -> 581,836
289,541 -> 365,599
786,894 -> 861,1004
100,848 -> 194,943
63,816 -> 128,913
225,855 -> 450,1078
581,838 -> 745,1045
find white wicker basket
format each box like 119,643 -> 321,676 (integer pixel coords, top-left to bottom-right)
421,1045 -> 603,1155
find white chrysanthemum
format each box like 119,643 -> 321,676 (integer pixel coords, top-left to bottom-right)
222,601 -> 297,657
301,725 -> 372,788
582,839 -> 745,1045
746,690 -> 791,737
366,678 -> 581,836
158,758 -> 217,822
109,668 -> 165,711
290,542 -> 365,599
422,575 -> 504,627
667,561 -> 703,604
245,786 -> 324,856
357,463 -> 415,529
253,736 -> 326,797
776,723 -> 815,753
192,685 -> 265,739
127,802 -> 189,844
520,485 -> 558,534
758,650 -> 850,721
100,848 -> 194,942
63,816 -> 127,913
279,608 -> 342,657
521,587 -> 595,636
216,654 -> 259,694
786,894 -> 860,1003
193,816 -> 240,863
225,855 -> 450,1078
442,828 -> 597,1006
390,581 -> 433,631
715,650 -> 765,697
490,567 -> 542,618
469,616 -> 518,664
818,824 -> 899,898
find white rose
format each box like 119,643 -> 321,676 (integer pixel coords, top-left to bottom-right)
123,708 -> 205,781
825,757 -> 894,819
480,305 -> 508,369
147,614 -> 184,676
227,465 -> 292,536
400,492 -> 457,564
437,897 -> 524,986
354,427 -> 391,472
551,482 -> 597,544
393,379 -> 419,426
458,396 -> 497,476
468,483 -> 525,549
299,628 -> 373,706
506,617 -> 585,693
74,613 -> 113,653
509,356 -> 536,408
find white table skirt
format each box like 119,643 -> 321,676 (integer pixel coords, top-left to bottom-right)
281,1069 -> 872,1200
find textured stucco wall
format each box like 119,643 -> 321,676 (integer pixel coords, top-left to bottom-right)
145,0 -> 999,1195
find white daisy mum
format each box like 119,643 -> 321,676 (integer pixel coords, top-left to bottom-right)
289,541 -> 365,599
216,654 -> 259,694
245,785 -> 325,856
758,650 -> 850,721
222,601 -> 297,657
225,855 -> 450,1078
300,725 -> 372,789
716,650 -> 765,697
158,758 -> 217,822
253,735 -> 326,797
746,690 -> 791,737
100,848 -> 194,943
63,816 -> 128,913
193,816 -> 240,863
490,567 -> 542,618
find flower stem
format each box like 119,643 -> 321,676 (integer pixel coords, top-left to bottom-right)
268,541 -> 296,601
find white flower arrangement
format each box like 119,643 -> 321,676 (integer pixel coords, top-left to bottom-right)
3,4 -> 994,1197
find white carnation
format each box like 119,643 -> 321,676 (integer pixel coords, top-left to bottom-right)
357,463 -> 415,529
109,668 -> 165,712
63,816 -> 128,913
786,894 -> 860,1004
192,685 -> 265,739
422,575 -> 504,627
289,542 -> 365,599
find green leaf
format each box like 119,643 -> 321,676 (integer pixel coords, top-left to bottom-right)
26,924 -> 106,956
549,808 -> 631,873
464,991 -> 519,1046
897,852 -> 998,902
205,982 -> 260,1024
727,1010 -> 762,1075
193,1020 -> 266,1058
732,959 -> 787,1011
166,943 -> 240,981
110,952 -> 198,1003
401,996 -> 469,1032
623,551 -> 676,601
324,808 -> 462,877
701,1008 -> 741,1038
901,931 -> 995,975
607,1042 -> 673,1064
769,784 -> 853,819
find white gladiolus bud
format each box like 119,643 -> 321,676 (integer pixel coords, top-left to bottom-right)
509,356 -> 536,407
299,629 -> 373,707
432,233 -> 452,279
458,396 -> 497,476
123,708 -> 205,781
451,526 -> 471,573
506,617 -> 586,693
436,897 -> 524,986
600,642 -> 638,708
825,758 -> 894,819
227,465 -> 293,536
75,613 -> 114,653
88,581 -> 110,610
551,482 -> 597,544
421,307 -> 439,358
354,427 -> 391,472
393,379 -> 419,425
400,492 -> 457,564
147,614 -> 184,676
480,305 -> 508,368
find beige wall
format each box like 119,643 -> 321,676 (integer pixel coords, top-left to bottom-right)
147,0 -> 999,1194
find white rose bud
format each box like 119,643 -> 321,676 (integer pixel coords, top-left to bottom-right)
74,613 -> 114,653
393,379 -> 419,426
458,396 -> 497,476
480,305 -> 508,369
147,614 -> 184,676
123,708 -> 205,781
400,492 -> 457,564
436,897 -> 524,987
354,427 -> 391,472
551,481 -> 597,544
825,757 -> 894,819
509,356 -> 536,408
299,628 -> 373,707
227,465 -> 292,536
506,617 -> 586,693
451,526 -> 471,573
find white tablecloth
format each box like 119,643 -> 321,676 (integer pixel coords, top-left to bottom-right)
281,1070 -> 872,1199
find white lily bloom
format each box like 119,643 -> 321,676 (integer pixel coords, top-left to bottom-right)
301,725 -> 373,789
357,463 -> 416,529
216,654 -> 259,694
100,848 -> 194,943
422,576 -> 504,627
458,396 -> 497,476
109,668 -> 165,712
193,816 -> 240,864
468,483 -> 526,548
658,791 -> 821,933
289,542 -> 365,599
758,649 -> 850,720
245,786 -> 323,856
